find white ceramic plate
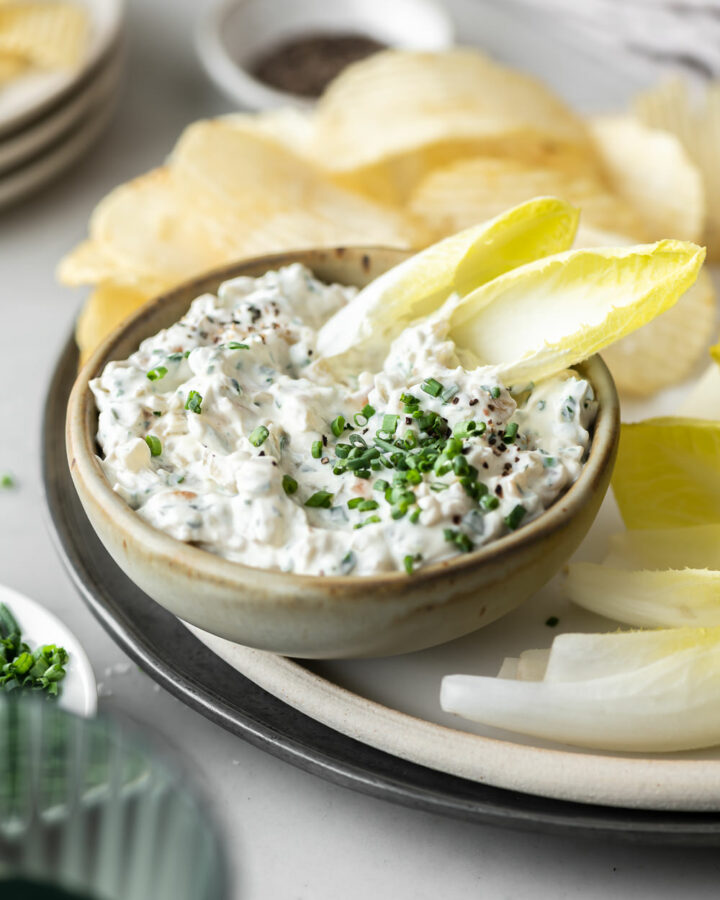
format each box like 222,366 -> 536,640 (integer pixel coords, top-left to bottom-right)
0,0 -> 124,137
0,583 -> 96,717
0,43 -> 123,176
0,97 -> 117,211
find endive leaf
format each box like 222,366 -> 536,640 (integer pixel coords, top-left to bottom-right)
442,633 -> 720,751
604,524 -> 720,570
315,197 -> 579,360
566,564 -> 720,628
612,417 -> 720,529
446,240 -> 705,384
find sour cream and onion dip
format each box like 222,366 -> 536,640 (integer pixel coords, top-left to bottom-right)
90,264 -> 598,577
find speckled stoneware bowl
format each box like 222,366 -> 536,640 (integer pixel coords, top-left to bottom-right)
66,247 -> 620,659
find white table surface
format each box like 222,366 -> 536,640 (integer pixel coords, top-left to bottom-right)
2,0 -> 719,896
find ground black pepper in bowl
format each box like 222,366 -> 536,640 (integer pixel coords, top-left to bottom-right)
249,32 -> 387,98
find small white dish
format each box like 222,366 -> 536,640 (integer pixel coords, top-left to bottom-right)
0,0 -> 124,137
0,97 -> 117,211
0,44 -> 123,176
0,583 -> 96,717
196,0 -> 455,110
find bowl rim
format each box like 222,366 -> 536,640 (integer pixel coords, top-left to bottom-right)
66,246 -> 620,600
195,0 -> 455,110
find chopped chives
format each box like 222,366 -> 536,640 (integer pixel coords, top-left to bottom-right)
146,365 -> 168,382
490,386 -> 501,399
453,420 -> 477,438
347,497 -> 363,509
357,499 -> 379,511
480,494 -> 499,511
362,403 -> 375,418
381,414 -> 399,434
503,422 -> 519,443
373,479 -> 390,492
144,434 -> 162,456
335,444 -> 351,458
282,475 -> 298,495
409,509 -> 420,524
311,440 -> 323,458
404,554 -> 421,575
226,342 -> 249,350
305,491 -> 334,508
504,504 -> 527,530
353,413 -> 368,427
249,426 -> 269,447
354,515 -> 381,529
331,415 -> 345,437
421,377 -> 443,397
185,390 -> 203,414
441,383 -> 459,403
1,474 -> 15,489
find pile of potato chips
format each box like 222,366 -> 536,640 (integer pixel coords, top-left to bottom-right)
60,48 -> 719,395
0,1 -> 88,84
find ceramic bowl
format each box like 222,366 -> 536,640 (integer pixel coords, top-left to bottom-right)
66,247 -> 620,659
196,0 -> 455,110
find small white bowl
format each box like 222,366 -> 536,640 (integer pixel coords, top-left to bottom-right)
196,0 -> 455,110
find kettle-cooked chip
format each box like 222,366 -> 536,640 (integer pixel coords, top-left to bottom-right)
0,2 -> 88,70
589,115 -> 705,243
86,167 -> 241,284
409,156 -> 647,242
170,119 -> 417,245
76,282 -> 152,367
635,78 -> 720,257
310,49 -> 596,202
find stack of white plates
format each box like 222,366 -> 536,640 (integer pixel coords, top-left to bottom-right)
0,0 -> 125,211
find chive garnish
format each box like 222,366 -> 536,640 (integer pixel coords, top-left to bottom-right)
373,479 -> 390,492
480,494 -> 499,511
503,422 -> 519,443
504,504 -> 527,530
146,365 -> 168,382
226,342 -> 249,350
491,386 -> 501,399
362,403 -> 375,418
249,426 -> 269,447
421,378 -> 443,397
311,440 -> 323,458
144,435 -> 162,456
354,515 -> 381,529
185,390 -> 203,414
282,475 -> 298,495
305,491 -> 334,508
381,414 -> 399,435
404,554 -> 421,575
331,415 -> 345,437
1,474 -> 14,489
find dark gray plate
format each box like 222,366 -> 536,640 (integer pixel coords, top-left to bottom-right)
43,335 -> 720,845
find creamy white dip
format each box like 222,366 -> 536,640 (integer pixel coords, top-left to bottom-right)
91,264 -> 597,576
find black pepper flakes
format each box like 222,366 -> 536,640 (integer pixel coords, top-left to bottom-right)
469,398 -> 479,407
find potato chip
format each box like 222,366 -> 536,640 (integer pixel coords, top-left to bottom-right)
310,49 -> 596,202
76,282 -> 151,367
634,78 -> 720,258
170,119 -> 417,247
589,115 -> 705,242
409,156 -> 647,242
86,167 -> 243,285
0,3 -> 88,70
576,226 -> 717,396
0,52 -> 26,83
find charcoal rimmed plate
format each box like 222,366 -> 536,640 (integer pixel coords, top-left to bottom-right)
43,334 -> 720,845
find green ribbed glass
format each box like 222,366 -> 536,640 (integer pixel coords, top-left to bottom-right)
0,699 -> 228,899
